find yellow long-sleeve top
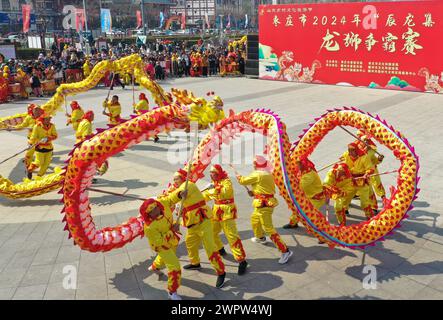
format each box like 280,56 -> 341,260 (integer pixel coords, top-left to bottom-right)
134,100 -> 149,115
75,119 -> 92,142
238,170 -> 279,208
300,170 -> 324,200
103,101 -> 122,125
68,109 -> 84,130
341,151 -> 374,187
15,115 -> 36,138
202,178 -> 237,221
143,199 -> 179,253
366,147 -> 381,167
323,170 -> 355,200
161,182 -> 211,227
29,122 -> 57,150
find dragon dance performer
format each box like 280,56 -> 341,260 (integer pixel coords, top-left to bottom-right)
27,113 -> 58,179
356,131 -> 387,213
323,163 -> 355,226
141,198 -> 182,300
8,104 -> 44,167
236,155 -> 293,265
160,168 -> 227,288
340,142 -> 375,220
75,110 -> 94,144
133,93 -> 159,142
103,95 -> 122,126
202,165 -> 248,276
284,156 -> 326,229
66,101 -> 84,131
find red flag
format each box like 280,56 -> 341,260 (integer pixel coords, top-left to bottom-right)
22,4 -> 31,33
75,8 -> 85,32
136,10 -> 142,28
181,12 -> 186,30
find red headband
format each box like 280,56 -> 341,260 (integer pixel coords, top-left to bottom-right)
175,168 -> 188,181
83,110 -> 94,121
254,155 -> 268,169
139,198 -> 164,223
71,101 -> 80,110
348,142 -> 365,157
210,164 -> 228,181
139,93 -> 148,101
333,163 -> 352,180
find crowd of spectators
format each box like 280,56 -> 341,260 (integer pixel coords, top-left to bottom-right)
0,38 -> 246,103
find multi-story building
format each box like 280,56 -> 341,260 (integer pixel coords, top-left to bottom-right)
171,0 -> 215,26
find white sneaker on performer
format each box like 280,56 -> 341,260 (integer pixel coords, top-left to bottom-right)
278,250 -> 293,264
148,265 -> 164,276
168,292 -> 182,300
251,237 -> 267,244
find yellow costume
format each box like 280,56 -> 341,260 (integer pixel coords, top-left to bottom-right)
75,118 -> 92,144
203,176 -> 246,263
341,144 -> 375,219
289,169 -> 326,226
28,120 -> 58,177
82,61 -> 91,78
134,99 -> 149,115
15,114 -> 37,167
67,108 -> 84,131
103,100 -> 122,125
238,169 -> 288,253
162,181 -> 225,275
142,199 -> 181,294
324,164 -> 356,225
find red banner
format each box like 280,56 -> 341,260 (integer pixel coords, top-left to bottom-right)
136,10 -> 142,29
22,4 -> 31,33
259,0 -> 443,93
75,8 -> 86,32
181,12 -> 186,30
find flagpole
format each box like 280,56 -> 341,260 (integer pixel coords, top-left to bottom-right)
82,0 -> 89,33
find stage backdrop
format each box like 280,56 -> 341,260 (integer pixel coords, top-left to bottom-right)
259,1 -> 443,93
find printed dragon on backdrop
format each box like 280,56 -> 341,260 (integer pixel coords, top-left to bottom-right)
0,54 -> 225,199
61,102 -> 419,251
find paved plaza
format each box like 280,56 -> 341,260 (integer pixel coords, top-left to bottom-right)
0,77 -> 442,300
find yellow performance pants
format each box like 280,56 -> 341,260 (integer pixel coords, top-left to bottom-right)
350,184 -> 373,218
24,147 -> 35,168
29,150 -> 53,176
289,198 -> 325,226
212,219 -> 246,262
251,208 -> 288,253
151,248 -> 181,293
186,218 -> 225,275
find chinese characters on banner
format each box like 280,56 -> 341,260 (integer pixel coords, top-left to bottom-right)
259,1 -> 443,93
100,9 -> 112,34
75,9 -> 86,32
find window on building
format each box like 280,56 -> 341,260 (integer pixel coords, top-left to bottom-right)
2,0 -> 10,11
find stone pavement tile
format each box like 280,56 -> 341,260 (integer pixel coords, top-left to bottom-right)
342,264 -> 390,283
4,248 -> 37,270
278,269 -> 320,293
272,290 -> 301,300
318,269 -> 365,296
20,265 -> 53,287
422,236 -> 443,254
411,286 -> 443,300
78,259 -> 106,278
108,288 -> 143,300
295,280 -> 345,300
358,249 -> 408,270
407,248 -> 443,270
76,275 -> 108,300
43,283 -> 76,300
107,269 -> 140,293
376,271 -> 427,299
0,287 -> 16,300
55,245 -> 81,264
303,259 -> 341,281
0,249 -> 17,272
42,232 -> 65,246
0,268 -> 27,289
427,274 -> 443,293
354,288 -> 401,300
49,262 -> 79,284
105,252 -> 132,273
12,285 -> 46,300
139,281 -> 169,300
311,246 -> 360,270
394,261 -> 441,287
31,245 -> 61,266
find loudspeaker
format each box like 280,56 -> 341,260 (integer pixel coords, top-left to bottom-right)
246,33 -> 259,77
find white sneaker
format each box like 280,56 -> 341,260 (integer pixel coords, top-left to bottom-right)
251,237 -> 267,244
148,265 -> 164,276
168,292 -> 182,300
278,250 -> 293,264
